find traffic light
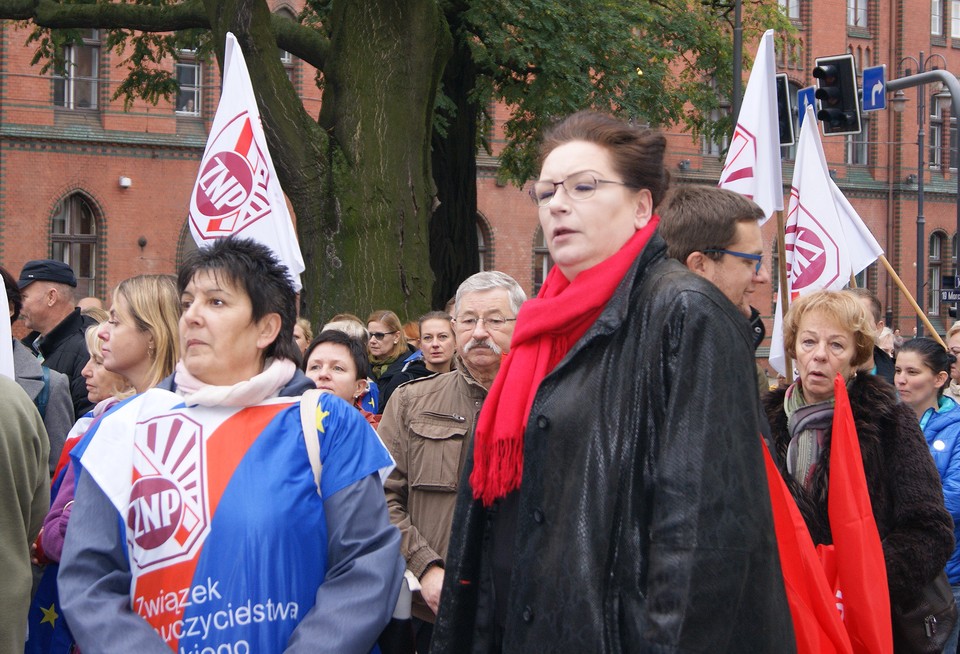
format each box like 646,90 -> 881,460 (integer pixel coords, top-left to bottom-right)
776,74 -> 795,147
813,54 -> 861,136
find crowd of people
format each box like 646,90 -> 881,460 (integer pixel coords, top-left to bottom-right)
2,109 -> 960,653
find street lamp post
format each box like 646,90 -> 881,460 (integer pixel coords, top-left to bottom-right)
895,52 -> 948,336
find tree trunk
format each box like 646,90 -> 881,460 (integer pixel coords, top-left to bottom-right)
430,26 -> 480,310
305,0 -> 450,324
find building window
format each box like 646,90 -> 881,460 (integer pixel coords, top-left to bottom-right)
778,0 -> 800,19
276,9 -> 297,82
533,227 -> 553,295
477,217 -> 493,271
929,99 -> 956,169
934,0 -> 945,34
846,115 -> 869,165
51,194 -> 98,297
847,0 -> 867,26
175,52 -> 201,115
701,80 -> 730,157
53,30 -> 100,110
953,0 -> 960,37
930,231 -> 945,316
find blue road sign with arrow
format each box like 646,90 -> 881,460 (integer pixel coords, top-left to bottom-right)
862,65 -> 886,111
797,86 -> 816,128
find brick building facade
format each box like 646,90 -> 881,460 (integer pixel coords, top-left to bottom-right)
2,1 -> 960,368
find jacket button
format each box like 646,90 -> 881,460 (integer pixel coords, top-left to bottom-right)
522,605 -> 534,623
532,508 -> 544,524
536,415 -> 549,429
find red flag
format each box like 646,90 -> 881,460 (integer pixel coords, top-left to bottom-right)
822,374 -> 893,653
763,441 -> 853,654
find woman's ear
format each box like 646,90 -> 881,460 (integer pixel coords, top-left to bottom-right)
256,313 -> 283,351
353,378 -> 368,400
633,188 -> 653,230
936,370 -> 950,391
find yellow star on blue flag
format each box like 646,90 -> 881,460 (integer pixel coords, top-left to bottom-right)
315,402 -> 330,434
40,603 -> 58,627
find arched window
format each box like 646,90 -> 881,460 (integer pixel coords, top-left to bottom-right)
477,215 -> 493,271
533,226 -> 553,295
275,9 -> 298,82
51,194 -> 99,296
930,231 -> 946,315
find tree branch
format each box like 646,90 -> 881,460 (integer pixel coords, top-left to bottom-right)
31,0 -> 210,30
271,13 -> 327,70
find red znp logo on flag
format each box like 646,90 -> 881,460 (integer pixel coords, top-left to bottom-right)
190,112 -> 273,240
718,125 -> 757,198
784,199 -> 843,294
128,412 -> 208,571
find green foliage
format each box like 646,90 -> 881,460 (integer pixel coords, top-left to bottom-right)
457,0 -> 792,184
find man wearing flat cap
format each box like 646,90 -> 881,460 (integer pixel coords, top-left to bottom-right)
18,260 -> 96,419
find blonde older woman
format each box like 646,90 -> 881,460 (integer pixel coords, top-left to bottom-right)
764,289 -> 953,649
59,237 -> 401,653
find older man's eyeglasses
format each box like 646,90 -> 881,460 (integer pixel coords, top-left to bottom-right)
369,330 -> 399,340
529,171 -> 630,207
454,315 -> 517,332
702,249 -> 764,275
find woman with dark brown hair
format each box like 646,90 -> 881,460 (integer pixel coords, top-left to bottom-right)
432,111 -> 792,653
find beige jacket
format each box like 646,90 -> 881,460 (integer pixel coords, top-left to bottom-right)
380,360 -> 488,622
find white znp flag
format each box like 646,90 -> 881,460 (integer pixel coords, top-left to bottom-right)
718,29 -> 784,225
187,32 -> 305,291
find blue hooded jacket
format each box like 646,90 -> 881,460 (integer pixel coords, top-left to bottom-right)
921,395 -> 960,583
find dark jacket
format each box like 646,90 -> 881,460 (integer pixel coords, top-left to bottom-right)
432,234 -> 794,654
24,308 -> 96,419
873,345 -> 895,385
764,374 -> 954,609
376,345 -> 431,411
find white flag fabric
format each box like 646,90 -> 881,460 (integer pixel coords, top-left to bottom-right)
769,106 -> 861,376
718,29 -> 783,225
188,32 -> 305,291
0,279 -> 13,380
830,178 -> 884,275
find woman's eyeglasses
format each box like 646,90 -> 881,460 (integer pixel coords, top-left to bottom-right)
529,171 -> 630,207
369,330 -> 399,340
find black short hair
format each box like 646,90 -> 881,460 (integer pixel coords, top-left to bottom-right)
302,329 -> 371,380
1,265 -> 22,322
177,237 -> 299,363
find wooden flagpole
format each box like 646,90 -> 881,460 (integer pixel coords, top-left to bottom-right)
776,209 -> 793,378
878,255 -> 946,349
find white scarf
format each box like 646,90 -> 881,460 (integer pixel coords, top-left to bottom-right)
174,358 -> 297,407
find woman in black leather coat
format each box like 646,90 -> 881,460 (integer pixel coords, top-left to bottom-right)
431,111 -> 794,654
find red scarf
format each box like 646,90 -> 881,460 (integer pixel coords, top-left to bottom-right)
470,217 -> 660,506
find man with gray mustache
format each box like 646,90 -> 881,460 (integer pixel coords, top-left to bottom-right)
380,271 -> 526,653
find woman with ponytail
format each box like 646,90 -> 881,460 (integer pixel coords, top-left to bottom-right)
896,337 -> 960,652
